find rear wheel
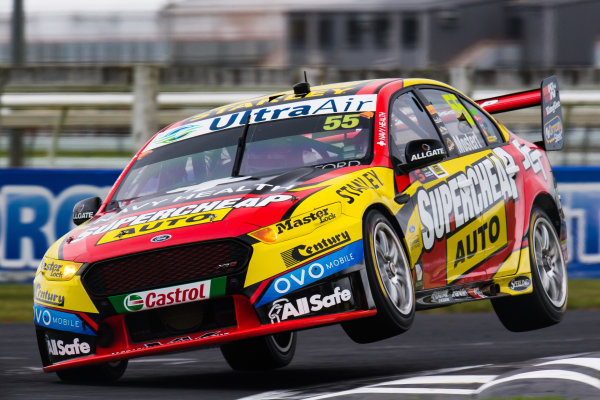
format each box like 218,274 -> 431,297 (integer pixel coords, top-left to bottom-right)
220,332 -> 296,370
56,360 -> 128,383
342,210 -> 415,343
492,207 -> 567,332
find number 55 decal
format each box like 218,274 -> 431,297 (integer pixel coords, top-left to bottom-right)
323,114 -> 360,130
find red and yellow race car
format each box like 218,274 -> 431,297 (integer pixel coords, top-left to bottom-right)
34,76 -> 567,382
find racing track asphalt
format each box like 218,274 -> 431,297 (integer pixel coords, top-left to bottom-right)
1,310 -> 599,400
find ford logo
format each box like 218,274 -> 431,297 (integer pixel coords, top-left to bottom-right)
151,234 -> 172,243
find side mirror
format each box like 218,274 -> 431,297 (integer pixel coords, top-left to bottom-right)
73,197 -> 102,225
399,139 -> 446,172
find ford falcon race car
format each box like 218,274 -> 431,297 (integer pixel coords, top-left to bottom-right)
34,76 -> 567,382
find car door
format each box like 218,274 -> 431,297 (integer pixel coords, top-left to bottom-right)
417,87 -> 524,284
388,89 -> 484,291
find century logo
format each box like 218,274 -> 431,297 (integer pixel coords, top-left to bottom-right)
280,231 -> 351,267
34,283 -> 65,307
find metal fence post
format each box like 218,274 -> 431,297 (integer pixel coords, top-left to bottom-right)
131,65 -> 159,153
9,0 -> 25,167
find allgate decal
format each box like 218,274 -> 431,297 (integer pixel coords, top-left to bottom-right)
256,240 -> 363,307
109,276 -> 226,313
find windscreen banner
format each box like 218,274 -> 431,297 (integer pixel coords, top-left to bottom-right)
0,167 -> 599,282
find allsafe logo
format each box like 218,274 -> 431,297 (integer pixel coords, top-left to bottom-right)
267,287 -> 352,323
46,337 -> 91,357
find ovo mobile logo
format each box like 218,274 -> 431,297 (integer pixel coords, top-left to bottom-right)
124,294 -> 144,311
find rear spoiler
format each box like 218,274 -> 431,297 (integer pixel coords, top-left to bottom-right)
475,76 -> 564,151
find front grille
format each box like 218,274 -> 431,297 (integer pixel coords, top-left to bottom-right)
82,240 -> 251,297
125,297 -> 236,343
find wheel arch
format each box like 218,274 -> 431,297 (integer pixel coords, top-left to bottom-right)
532,192 -> 562,235
362,203 -> 406,241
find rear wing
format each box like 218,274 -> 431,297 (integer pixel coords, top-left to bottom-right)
475,76 -> 564,151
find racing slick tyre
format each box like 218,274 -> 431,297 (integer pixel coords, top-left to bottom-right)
220,332 -> 296,370
342,210 -> 415,343
492,206 -> 567,332
55,360 -> 128,383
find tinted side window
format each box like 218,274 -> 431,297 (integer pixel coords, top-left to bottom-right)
390,91 -> 439,163
420,89 -> 486,156
465,103 -> 504,144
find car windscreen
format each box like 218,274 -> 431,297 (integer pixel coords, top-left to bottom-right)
108,111 -> 373,209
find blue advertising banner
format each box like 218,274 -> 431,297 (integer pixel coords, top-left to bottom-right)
0,166 -> 600,281
0,169 -> 120,282
554,167 -> 600,278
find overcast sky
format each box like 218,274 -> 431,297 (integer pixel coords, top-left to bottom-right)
0,0 -> 173,13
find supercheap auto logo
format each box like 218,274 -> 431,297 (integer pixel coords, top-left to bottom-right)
413,148 -> 521,282
71,194 -> 293,245
109,276 -> 226,313
416,148 -> 518,253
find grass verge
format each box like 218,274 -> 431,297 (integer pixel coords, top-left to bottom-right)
1,279 -> 599,323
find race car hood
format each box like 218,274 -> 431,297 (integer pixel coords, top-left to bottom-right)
58,167 -> 343,263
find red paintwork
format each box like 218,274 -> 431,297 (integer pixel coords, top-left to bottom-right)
476,89 -> 541,114
44,301 -> 377,372
38,78 -> 565,373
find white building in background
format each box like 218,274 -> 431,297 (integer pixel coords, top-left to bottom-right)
0,0 -> 295,67
0,0 -> 600,69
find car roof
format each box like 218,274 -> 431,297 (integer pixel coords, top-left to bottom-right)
150,78 -> 459,147
180,78 -> 456,125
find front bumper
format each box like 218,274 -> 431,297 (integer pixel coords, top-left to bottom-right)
38,293 -> 374,372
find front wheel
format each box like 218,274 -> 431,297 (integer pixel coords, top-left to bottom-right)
56,360 -> 128,383
492,207 -> 567,332
220,332 -> 296,370
342,210 -> 415,343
